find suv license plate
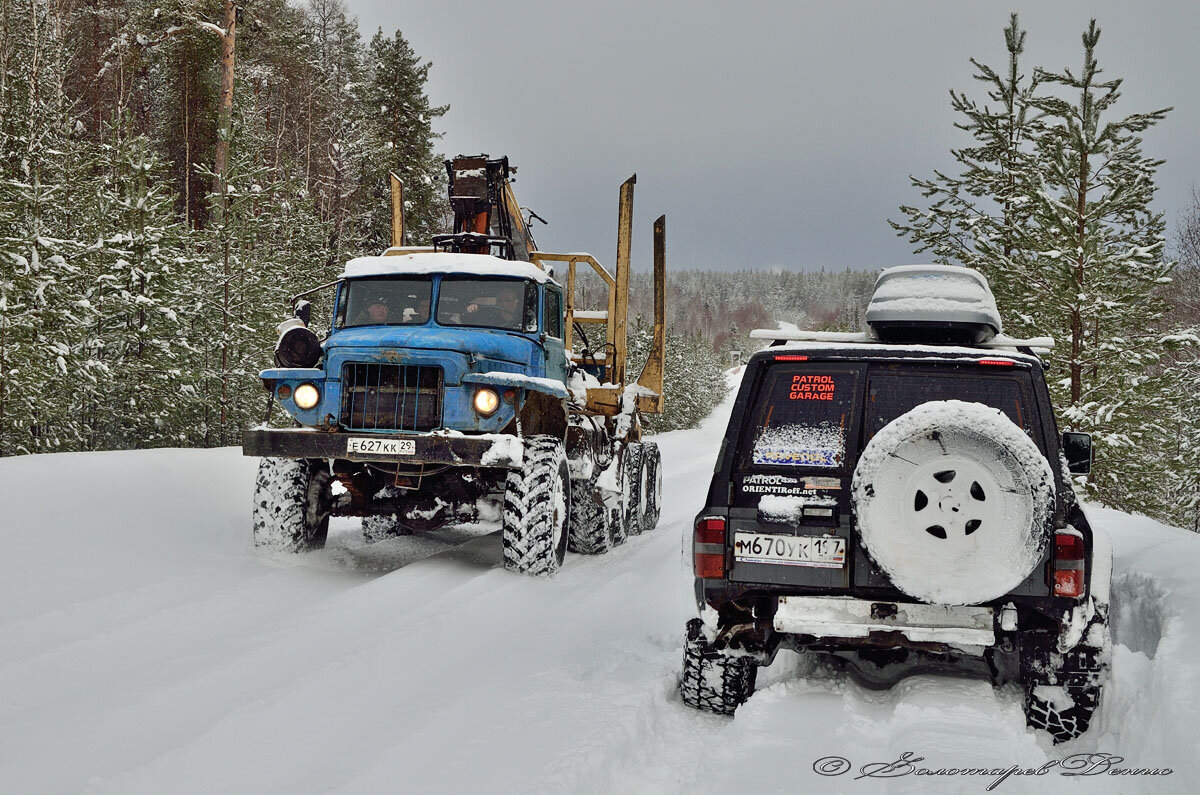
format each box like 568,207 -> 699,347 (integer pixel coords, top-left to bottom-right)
733,532 -> 846,569
346,437 -> 415,456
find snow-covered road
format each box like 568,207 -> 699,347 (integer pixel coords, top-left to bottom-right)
1,389 -> 1196,794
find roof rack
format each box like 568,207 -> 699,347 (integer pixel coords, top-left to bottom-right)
747,328 -> 1054,355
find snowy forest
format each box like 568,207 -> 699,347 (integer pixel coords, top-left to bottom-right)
1,4 -> 1198,531
0,0 -> 876,454
0,0 -> 449,454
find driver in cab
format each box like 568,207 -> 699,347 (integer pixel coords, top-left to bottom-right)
467,284 -> 522,327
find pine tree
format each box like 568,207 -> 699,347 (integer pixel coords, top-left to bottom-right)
1161,195 -> 1200,530
1015,20 -> 1174,513
895,16 -> 1187,520
891,13 -> 1042,308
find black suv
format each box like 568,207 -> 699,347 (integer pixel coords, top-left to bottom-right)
680,265 -> 1111,742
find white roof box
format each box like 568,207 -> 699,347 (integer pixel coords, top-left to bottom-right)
867,264 -> 1002,345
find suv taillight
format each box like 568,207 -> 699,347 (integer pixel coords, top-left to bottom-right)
1053,531 -> 1086,598
694,517 -> 727,579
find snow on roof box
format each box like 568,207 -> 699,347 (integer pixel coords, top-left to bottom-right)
867,264 -> 1002,345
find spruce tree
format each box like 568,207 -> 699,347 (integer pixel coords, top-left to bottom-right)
83,124 -> 197,449
0,0 -> 93,454
354,28 -> 448,251
627,319 -> 725,433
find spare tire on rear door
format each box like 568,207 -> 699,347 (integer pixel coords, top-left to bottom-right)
851,400 -> 1054,605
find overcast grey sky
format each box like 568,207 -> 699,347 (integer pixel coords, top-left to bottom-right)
343,0 -> 1196,273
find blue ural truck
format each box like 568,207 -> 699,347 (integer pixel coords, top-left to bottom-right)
242,155 -> 666,576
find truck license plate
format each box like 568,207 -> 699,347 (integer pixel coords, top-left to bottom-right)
733,532 -> 845,569
346,437 -> 415,456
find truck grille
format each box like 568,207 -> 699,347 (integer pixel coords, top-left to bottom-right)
340,363 -> 443,431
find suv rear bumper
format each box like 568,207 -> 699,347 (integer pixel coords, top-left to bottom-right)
241,427 -> 523,468
774,595 -> 995,651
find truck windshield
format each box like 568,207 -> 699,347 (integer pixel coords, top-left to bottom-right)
741,365 -> 863,471
437,278 -> 538,332
338,278 -> 433,328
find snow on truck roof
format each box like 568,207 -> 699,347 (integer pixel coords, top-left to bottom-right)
340,252 -> 555,283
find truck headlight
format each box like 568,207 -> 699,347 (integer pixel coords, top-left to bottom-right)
294,383 -> 321,410
473,388 -> 500,417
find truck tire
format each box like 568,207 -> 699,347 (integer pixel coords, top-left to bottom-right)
251,457 -> 331,552
641,442 -> 662,531
624,443 -> 646,536
503,435 -> 571,576
851,400 -> 1054,605
1024,603 -> 1109,743
568,474 -> 616,554
679,618 -> 758,715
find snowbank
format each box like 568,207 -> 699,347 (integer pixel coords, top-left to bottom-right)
0,392 -> 1197,793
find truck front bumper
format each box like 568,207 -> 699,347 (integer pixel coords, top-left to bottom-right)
242,427 -> 523,468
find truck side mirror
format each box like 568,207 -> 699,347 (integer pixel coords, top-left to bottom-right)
294,300 -> 312,327
1062,432 -> 1092,475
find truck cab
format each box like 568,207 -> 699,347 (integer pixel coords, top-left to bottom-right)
262,253 -> 568,439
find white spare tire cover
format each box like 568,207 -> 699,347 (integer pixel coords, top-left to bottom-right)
852,400 -> 1054,605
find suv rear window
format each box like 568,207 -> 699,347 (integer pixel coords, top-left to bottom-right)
740,365 -> 864,471
864,369 -> 1037,447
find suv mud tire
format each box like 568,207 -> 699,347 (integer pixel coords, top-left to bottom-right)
251,457 -> 331,552
852,400 -> 1054,605
503,435 -> 571,576
1024,604 -> 1109,743
641,442 -> 663,531
568,473 -> 616,554
680,618 -> 758,715
624,443 -> 646,536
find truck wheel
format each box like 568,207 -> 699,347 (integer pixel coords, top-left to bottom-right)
1024,604 -> 1109,743
641,442 -> 662,531
624,443 -> 646,536
503,435 -> 571,576
679,618 -> 758,715
251,457 -> 331,552
852,400 -> 1054,605
568,474 -> 614,554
